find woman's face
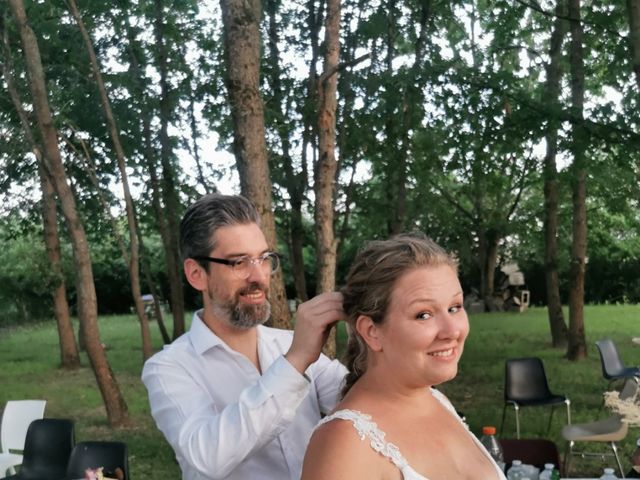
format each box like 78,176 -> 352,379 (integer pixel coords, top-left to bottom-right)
376,264 -> 469,387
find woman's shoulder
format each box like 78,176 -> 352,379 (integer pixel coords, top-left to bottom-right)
302,410 -> 390,479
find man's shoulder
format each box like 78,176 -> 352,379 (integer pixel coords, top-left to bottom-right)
142,332 -> 195,370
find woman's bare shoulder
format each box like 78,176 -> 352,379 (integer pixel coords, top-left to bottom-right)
301,415 -> 384,479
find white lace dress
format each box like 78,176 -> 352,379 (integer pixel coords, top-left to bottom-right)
315,389 -> 507,480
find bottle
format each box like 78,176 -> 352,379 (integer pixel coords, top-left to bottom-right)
480,426 -> 504,464
539,463 -> 555,480
507,459 -> 525,480
600,467 -> 618,479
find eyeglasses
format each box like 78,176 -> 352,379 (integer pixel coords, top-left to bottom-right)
192,252 -> 280,279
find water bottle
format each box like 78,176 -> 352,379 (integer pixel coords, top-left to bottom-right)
507,459 -> 525,480
539,463 -> 555,480
479,425 -> 504,464
599,467 -> 618,479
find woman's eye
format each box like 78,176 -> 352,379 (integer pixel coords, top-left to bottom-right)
449,305 -> 462,314
416,312 -> 432,320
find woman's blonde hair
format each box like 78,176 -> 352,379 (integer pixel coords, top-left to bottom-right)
340,233 -> 457,397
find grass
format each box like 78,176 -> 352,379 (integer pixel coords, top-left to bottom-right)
1,304 -> 640,477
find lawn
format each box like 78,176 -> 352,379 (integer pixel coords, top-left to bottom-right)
1,304 -> 640,478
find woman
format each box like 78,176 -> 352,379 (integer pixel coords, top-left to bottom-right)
301,234 -> 506,479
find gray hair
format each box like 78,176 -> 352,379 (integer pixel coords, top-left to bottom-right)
180,194 -> 261,264
340,233 -> 457,397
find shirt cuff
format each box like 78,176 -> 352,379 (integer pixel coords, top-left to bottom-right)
261,355 -> 311,403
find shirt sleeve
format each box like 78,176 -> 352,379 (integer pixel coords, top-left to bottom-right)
307,353 -> 348,415
142,354 -> 310,479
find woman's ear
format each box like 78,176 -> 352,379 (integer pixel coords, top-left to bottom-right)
355,314 -> 383,352
183,258 -> 208,292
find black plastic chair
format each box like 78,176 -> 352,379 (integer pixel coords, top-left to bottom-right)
595,338 -> 640,391
500,357 -> 571,439
3,418 -> 75,480
65,441 -> 129,480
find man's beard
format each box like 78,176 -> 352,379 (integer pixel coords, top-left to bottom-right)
211,282 -> 271,330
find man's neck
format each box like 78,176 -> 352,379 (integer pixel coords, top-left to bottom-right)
201,310 -> 261,373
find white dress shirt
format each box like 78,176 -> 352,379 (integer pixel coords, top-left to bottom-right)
142,310 -> 347,480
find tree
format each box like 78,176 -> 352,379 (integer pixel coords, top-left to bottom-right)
153,0 -> 186,339
567,0 -> 588,360
1,18 -> 80,367
8,0 -> 129,425
67,0 -> 152,361
543,0 -> 569,348
628,0 -> 640,92
219,0 -> 290,329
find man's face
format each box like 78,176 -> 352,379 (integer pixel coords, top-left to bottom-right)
204,223 -> 272,329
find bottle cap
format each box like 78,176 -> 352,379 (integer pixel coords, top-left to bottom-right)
482,426 -> 497,435
545,463 -> 554,469
512,460 -> 522,465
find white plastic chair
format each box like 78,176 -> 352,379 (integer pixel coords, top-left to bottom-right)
0,400 -> 46,477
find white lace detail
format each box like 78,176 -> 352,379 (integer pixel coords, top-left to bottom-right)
316,409 -> 409,470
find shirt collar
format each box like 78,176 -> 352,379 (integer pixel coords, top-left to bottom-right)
189,310 -> 225,355
188,310 -> 276,356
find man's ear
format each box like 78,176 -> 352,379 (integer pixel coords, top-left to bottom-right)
183,258 -> 208,292
355,315 -> 383,352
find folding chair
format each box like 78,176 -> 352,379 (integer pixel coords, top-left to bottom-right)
562,377 -> 640,477
0,400 -> 46,477
3,418 -> 75,479
596,339 -> 640,391
500,357 -> 571,439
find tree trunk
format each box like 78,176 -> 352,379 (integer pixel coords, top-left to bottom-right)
68,0 -> 152,361
187,87 -> 212,194
629,0 -> 640,92
120,13 -> 171,345
219,0 -> 291,330
567,0 -> 588,360
40,165 -> 81,368
543,0 -> 569,348
265,0 -> 308,302
1,21 -> 80,369
153,0 -> 186,340
314,0 -> 341,357
9,0 -> 129,425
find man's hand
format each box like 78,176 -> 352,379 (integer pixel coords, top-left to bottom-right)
285,292 -> 345,374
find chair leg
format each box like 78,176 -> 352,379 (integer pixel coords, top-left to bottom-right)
500,404 -> 507,437
514,404 -> 521,439
565,399 -> 571,425
563,440 -> 574,478
546,405 -> 556,436
611,442 -> 625,478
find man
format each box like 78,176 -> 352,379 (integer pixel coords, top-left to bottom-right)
142,194 -> 347,480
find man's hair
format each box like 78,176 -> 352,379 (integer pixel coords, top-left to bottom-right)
180,194 -> 261,263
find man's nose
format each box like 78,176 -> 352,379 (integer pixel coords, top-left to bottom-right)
246,259 -> 268,282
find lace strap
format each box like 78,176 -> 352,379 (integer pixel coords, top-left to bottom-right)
317,409 -> 409,470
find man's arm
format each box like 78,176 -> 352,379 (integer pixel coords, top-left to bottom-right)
142,354 -> 309,479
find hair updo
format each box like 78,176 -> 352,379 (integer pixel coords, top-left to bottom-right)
340,233 -> 457,397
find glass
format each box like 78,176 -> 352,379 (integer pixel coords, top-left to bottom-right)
193,252 -> 280,279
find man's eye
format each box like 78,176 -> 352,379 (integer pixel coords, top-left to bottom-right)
449,305 -> 462,314
416,312 -> 432,320
233,258 -> 248,268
